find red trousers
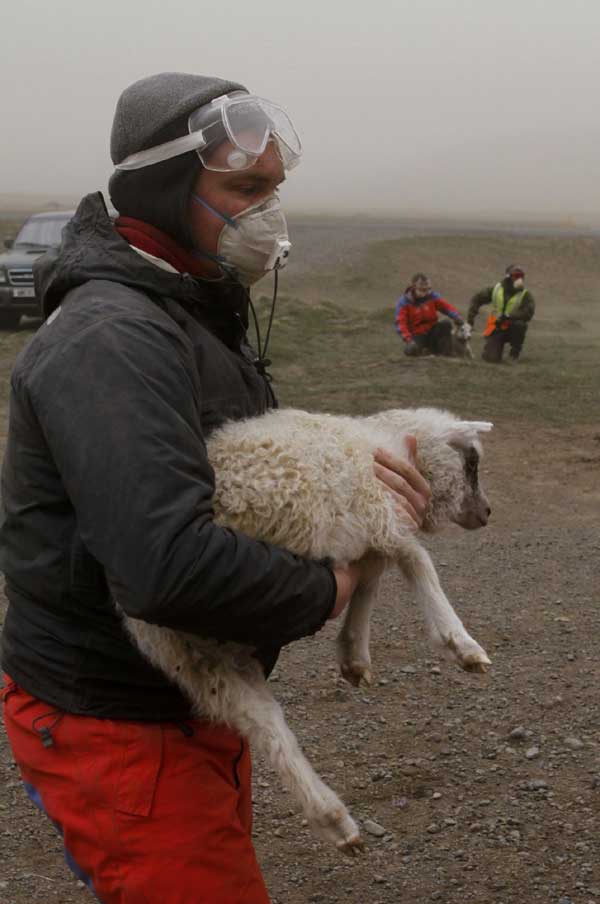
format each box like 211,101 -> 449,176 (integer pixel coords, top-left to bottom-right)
2,675 -> 271,904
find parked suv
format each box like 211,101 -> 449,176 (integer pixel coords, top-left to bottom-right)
0,210 -> 74,328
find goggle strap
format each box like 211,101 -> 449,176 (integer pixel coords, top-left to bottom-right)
115,131 -> 208,171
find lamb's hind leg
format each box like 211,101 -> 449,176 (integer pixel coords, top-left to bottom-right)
336,563 -> 385,687
397,543 -> 491,672
123,618 -> 362,854
209,662 -> 364,856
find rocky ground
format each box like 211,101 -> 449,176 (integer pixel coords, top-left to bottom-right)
0,214 -> 598,903
1,422 -> 598,904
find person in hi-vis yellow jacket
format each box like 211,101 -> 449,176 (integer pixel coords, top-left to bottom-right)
468,264 -> 535,363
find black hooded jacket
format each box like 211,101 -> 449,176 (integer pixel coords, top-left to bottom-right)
0,193 -> 336,720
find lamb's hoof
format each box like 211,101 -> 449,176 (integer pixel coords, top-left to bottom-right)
445,633 -> 491,673
337,834 -> 364,857
340,661 -> 373,688
462,656 -> 491,674
311,802 -> 362,853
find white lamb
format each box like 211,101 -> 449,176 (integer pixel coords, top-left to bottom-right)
452,321 -> 474,358
120,406 -> 492,855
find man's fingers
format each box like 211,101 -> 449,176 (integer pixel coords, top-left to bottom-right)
396,497 -> 419,529
373,470 -> 420,527
374,448 -> 431,501
374,464 -> 426,522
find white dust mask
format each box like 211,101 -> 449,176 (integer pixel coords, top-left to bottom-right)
512,277 -> 524,289
192,194 -> 291,286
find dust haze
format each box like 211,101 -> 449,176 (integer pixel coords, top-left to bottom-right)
2,0 -> 599,225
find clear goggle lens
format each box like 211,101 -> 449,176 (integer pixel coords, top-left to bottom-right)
189,94 -> 302,173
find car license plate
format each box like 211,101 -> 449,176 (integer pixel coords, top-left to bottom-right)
13,288 -> 35,298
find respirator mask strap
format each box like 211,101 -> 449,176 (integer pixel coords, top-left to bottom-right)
189,194 -> 240,280
192,194 -> 239,229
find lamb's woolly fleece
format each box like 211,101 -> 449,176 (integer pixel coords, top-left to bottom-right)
121,405 -> 492,852
208,407 -> 490,559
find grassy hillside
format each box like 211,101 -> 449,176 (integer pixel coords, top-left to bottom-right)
1,214 -> 597,428
255,232 -> 600,425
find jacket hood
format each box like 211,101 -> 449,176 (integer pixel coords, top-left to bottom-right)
34,193 -> 248,325
403,288 -> 440,305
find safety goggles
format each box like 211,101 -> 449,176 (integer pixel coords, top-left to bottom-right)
115,92 -> 302,173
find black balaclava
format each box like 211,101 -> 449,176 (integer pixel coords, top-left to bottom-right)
109,149 -> 201,249
108,72 -> 247,249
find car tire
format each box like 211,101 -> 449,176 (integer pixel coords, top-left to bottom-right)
0,311 -> 22,330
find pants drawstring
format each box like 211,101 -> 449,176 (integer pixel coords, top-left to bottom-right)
174,721 -> 195,738
32,710 -> 66,748
0,680 -> 18,704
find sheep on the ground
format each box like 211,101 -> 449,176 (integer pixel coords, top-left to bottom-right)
120,406 -> 492,855
451,321 -> 474,358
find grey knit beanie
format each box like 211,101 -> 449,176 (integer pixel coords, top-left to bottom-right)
109,72 -> 247,248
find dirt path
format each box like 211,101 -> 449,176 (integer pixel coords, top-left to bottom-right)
1,422 -> 598,903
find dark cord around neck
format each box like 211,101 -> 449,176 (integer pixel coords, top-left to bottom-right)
246,269 -> 278,381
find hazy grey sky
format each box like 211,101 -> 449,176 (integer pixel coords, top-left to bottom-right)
2,0 -> 599,222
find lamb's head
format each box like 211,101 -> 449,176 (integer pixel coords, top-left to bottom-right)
439,421 -> 492,530
372,408 -> 492,532
454,322 -> 472,343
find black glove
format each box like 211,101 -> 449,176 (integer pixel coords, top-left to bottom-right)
455,317 -> 464,326
496,314 -> 509,326
404,339 -> 420,356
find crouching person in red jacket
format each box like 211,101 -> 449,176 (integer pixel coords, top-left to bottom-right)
395,272 -> 465,357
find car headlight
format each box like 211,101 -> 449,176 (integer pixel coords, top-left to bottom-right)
0,268 -> 7,285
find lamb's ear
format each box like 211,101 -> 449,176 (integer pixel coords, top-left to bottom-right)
447,421 -> 493,450
461,421 -> 493,433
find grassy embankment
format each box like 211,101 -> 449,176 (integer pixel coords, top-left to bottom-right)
1,213 -> 598,428
258,232 -> 600,426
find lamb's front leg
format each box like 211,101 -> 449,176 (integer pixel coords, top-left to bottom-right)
336,569 -> 384,687
396,542 -> 491,672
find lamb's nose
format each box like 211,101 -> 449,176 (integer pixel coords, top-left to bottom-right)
478,506 -> 491,527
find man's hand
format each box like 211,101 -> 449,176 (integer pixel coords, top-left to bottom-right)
328,437 -> 430,621
373,437 -> 431,529
330,556 -> 382,619
404,339 -> 419,356
496,314 -> 509,326
330,561 -> 364,619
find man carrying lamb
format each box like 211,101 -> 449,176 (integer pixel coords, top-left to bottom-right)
0,72 -> 430,903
